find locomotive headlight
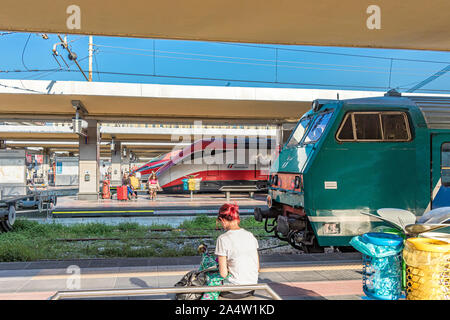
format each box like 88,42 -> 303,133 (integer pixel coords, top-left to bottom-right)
294,176 -> 301,189
267,195 -> 272,208
273,174 -> 279,186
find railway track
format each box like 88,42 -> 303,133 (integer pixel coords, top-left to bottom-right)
54,234 -> 276,242
50,227 -> 298,253
54,227 -> 271,242
51,228 -> 349,253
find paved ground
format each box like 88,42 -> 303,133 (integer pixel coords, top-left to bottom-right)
0,252 -> 365,300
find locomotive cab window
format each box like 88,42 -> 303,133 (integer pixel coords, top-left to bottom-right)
337,114 -> 354,140
286,116 -> 312,147
354,113 -> 382,140
336,111 -> 411,142
304,111 -> 334,144
382,113 -> 409,140
441,143 -> 450,187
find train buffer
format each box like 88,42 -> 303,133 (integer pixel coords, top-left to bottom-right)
219,186 -> 261,201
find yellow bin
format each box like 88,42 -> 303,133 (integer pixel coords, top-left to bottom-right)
403,238 -> 450,300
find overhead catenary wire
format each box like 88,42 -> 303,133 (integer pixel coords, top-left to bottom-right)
93,49 -> 101,81
71,69 -> 450,93
94,48 -> 449,77
91,42 -> 450,91
93,44 -> 450,73
22,56 -> 90,81
93,43 -> 450,66
218,41 -> 450,65
2,36 -> 449,93
2,67 -> 448,93
21,33 -> 32,71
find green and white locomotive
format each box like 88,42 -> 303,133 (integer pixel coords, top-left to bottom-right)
254,90 -> 450,252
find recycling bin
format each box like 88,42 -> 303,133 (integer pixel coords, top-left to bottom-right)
182,179 -> 189,191
403,237 -> 450,300
188,178 -> 201,191
350,232 -> 404,300
377,227 -> 407,290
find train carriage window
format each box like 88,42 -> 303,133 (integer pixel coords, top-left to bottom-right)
354,113 -> 382,140
441,143 -> 450,187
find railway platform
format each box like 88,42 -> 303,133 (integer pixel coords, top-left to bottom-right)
0,252 -> 365,300
50,193 -> 268,218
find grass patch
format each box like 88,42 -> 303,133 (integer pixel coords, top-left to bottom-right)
0,215 -> 265,261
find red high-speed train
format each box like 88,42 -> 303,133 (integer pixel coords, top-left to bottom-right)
135,150 -> 179,179
136,138 -> 277,193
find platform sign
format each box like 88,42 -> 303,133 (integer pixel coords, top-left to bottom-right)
0,150 -> 26,184
56,161 -> 63,174
0,158 -> 26,183
0,150 -> 26,196
55,157 -> 79,186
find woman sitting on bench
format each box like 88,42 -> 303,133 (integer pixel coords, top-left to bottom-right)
215,203 -> 260,299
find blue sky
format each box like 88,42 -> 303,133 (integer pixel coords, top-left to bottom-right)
0,32 -> 449,93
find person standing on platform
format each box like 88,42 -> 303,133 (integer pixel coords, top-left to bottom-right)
129,172 -> 139,200
122,173 -> 133,200
100,164 -> 107,182
106,166 -> 112,180
147,171 -> 161,201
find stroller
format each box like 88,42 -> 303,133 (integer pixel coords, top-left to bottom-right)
174,244 -> 225,300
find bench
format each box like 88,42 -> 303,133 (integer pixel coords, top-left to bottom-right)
49,283 -> 281,300
219,186 -> 260,201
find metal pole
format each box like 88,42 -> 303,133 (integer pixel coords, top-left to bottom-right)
88,36 -> 93,82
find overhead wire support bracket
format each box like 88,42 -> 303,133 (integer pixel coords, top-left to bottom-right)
56,34 -> 89,82
71,100 -> 88,137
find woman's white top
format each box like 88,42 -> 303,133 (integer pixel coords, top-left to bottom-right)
215,228 -> 259,285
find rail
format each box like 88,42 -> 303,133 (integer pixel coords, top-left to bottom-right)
49,283 -> 282,300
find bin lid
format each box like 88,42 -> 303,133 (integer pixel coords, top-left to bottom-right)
406,237 -> 450,253
362,232 -> 404,247
378,227 -> 406,239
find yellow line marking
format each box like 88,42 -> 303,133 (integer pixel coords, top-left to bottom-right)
29,264 -> 360,281
53,210 -> 155,214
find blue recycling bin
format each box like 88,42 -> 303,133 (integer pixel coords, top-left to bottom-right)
182,179 -> 189,191
350,232 -> 404,300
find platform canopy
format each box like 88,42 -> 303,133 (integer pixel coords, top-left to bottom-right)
0,79 -> 389,123
0,0 -> 449,51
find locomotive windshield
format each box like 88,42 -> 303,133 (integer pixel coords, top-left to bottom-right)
303,111 -> 333,144
286,110 -> 334,147
285,116 -> 312,147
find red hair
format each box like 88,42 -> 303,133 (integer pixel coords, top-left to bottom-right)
218,203 -> 240,221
